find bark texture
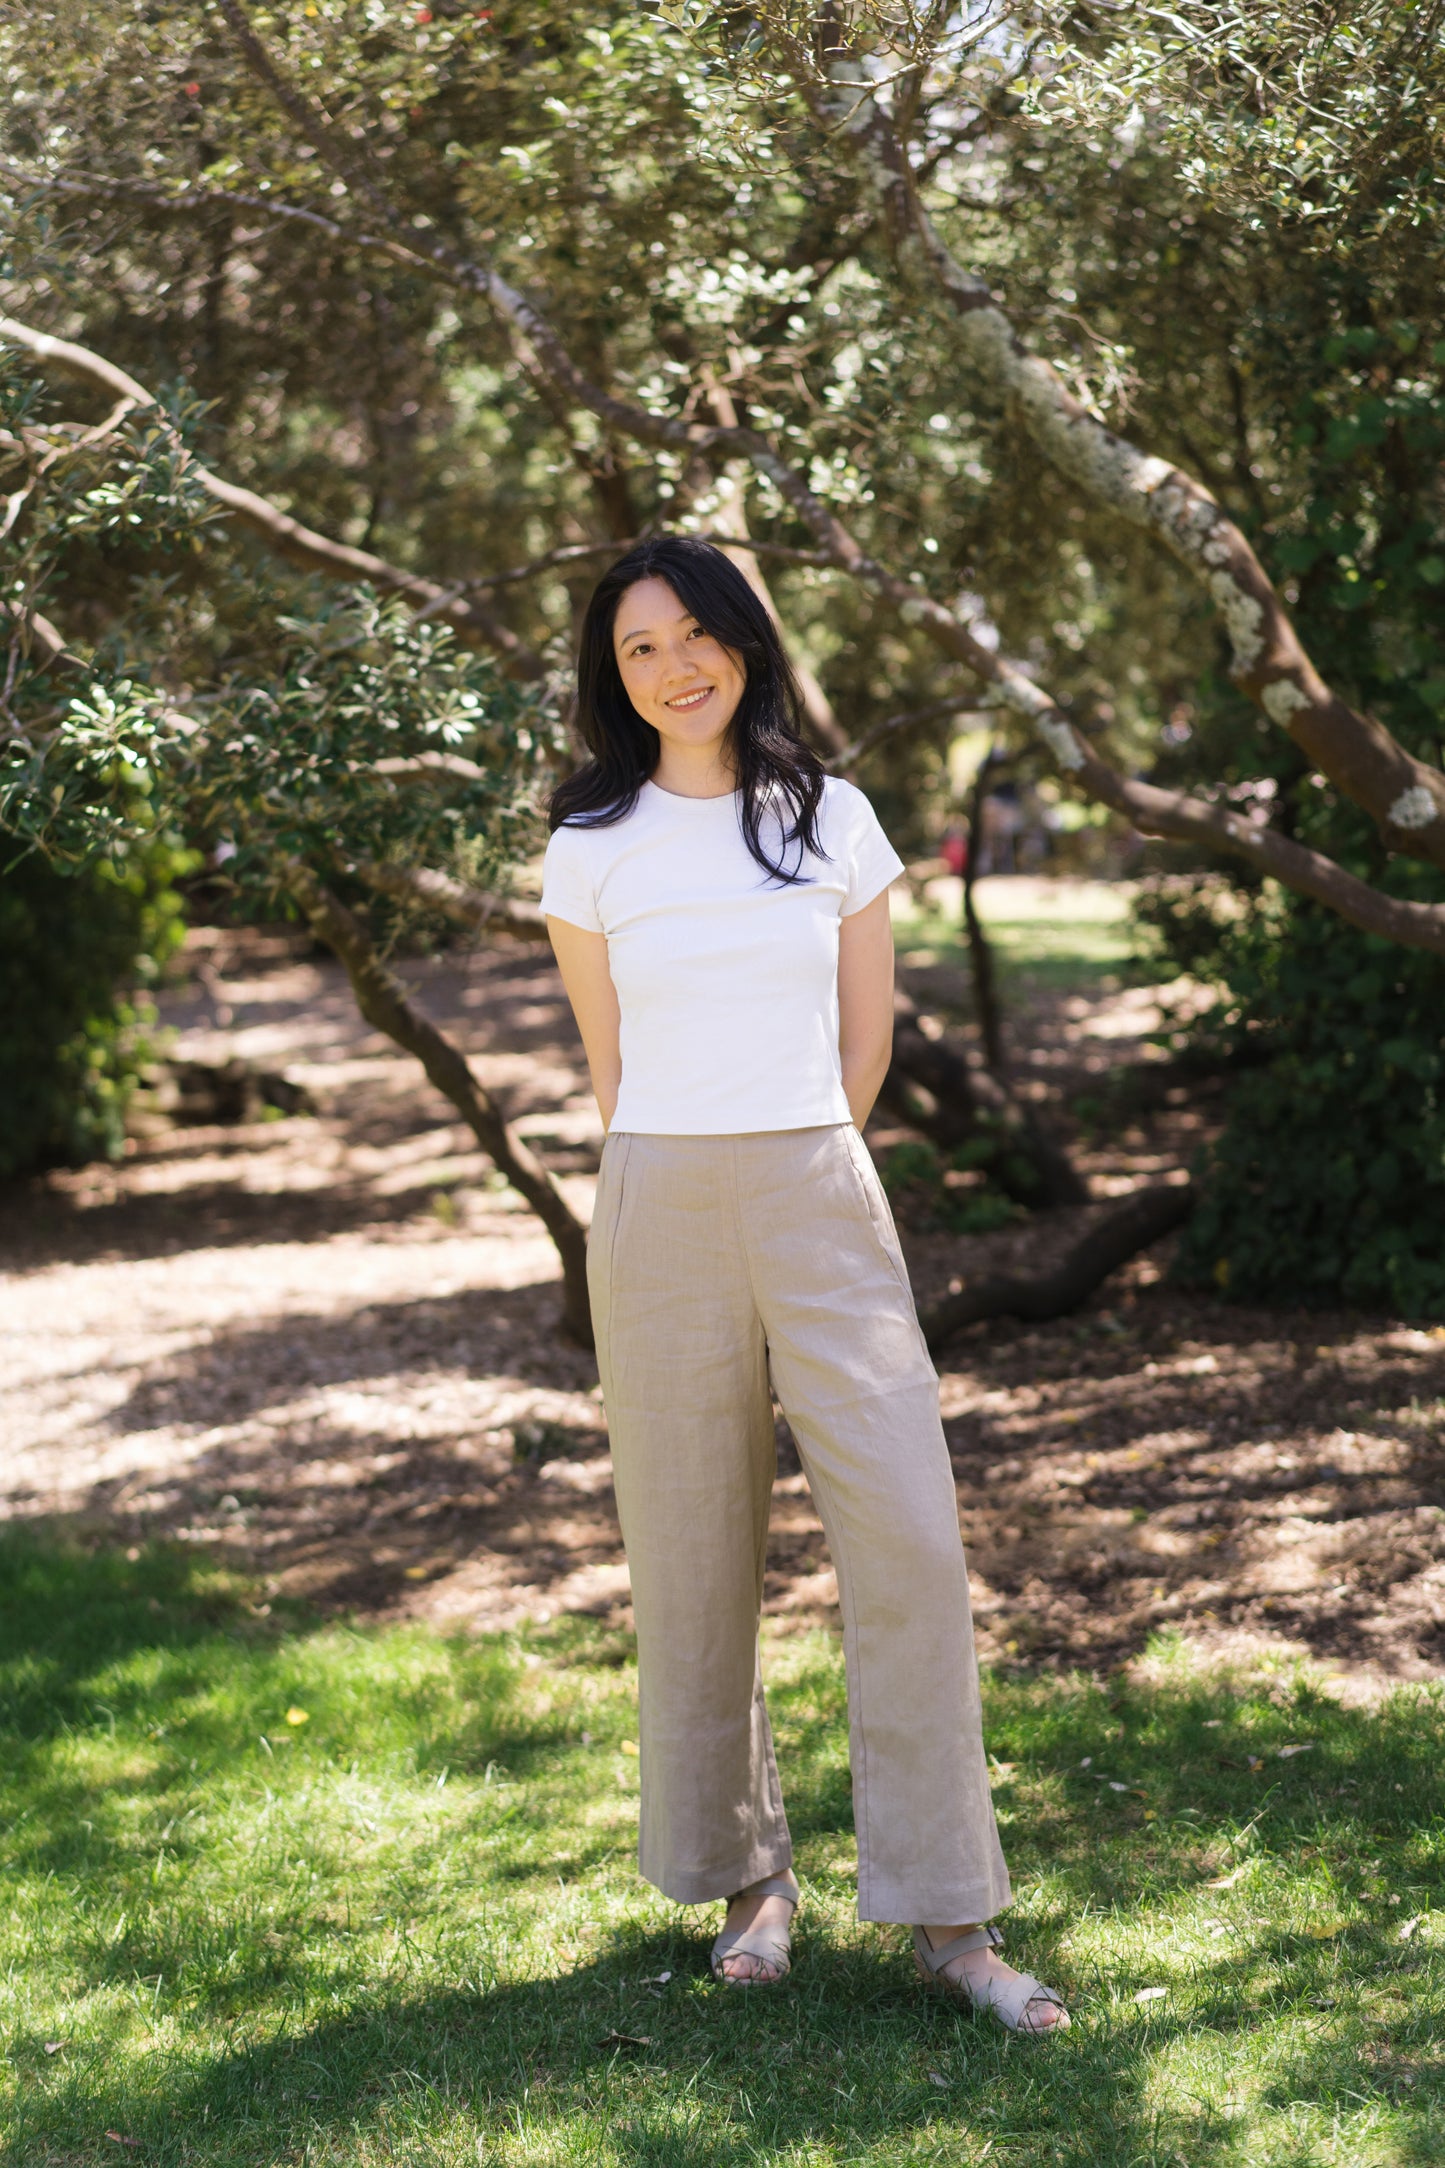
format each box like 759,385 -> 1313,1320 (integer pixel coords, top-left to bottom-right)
816,68 -> 1445,867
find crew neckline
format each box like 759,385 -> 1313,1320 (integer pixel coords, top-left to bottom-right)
644,778 -> 742,805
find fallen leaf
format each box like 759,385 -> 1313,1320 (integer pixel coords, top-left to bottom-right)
1277,1742 -> 1314,1759
43,2041 -> 65,2054
619,1740 -> 639,1756
284,1707 -> 309,1727
1206,1865 -> 1246,1889
1399,1915 -> 1423,1942
1108,1781 -> 1129,1793
1247,1756 -> 1264,1772
1203,1719 -> 1223,1730
597,2031 -> 652,2051
403,1565 -> 430,1580
105,2136 -> 141,2150
639,1971 -> 672,1986
928,2070 -> 949,2087
1134,1986 -> 1168,2004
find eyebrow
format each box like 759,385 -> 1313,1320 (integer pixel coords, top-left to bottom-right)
618,609 -> 696,647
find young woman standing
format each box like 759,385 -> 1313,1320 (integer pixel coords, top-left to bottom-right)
541,537 -> 1068,2035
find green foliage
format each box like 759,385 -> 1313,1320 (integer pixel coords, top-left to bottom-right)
0,336 -> 556,908
1156,894 -> 1445,1316
171,581 -> 559,920
879,1136 -> 1025,1235
1136,288 -> 1445,1312
0,837 -> 188,1179
5,0 -> 1445,1284
4,1527 -> 1444,2166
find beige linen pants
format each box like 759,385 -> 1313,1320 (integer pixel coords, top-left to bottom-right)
588,1123 -> 1011,1927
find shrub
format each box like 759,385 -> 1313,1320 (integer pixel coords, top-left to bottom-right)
1156,892 -> 1445,1318
0,840 -> 188,1179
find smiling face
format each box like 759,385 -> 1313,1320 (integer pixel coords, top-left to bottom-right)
612,575 -> 747,773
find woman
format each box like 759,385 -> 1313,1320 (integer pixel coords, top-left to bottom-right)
541,537 -> 1068,2035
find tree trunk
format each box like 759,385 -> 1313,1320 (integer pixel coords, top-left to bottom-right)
286,862 -> 593,1346
919,1184 -> 1194,1351
963,759 -> 1006,1072
882,992 -> 1089,1209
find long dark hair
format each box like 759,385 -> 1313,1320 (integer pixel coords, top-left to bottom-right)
548,536 -> 826,882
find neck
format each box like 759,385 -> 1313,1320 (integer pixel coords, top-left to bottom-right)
652,737 -> 736,800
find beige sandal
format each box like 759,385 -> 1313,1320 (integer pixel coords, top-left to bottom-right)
710,1870 -> 799,1986
913,1923 -> 1070,2036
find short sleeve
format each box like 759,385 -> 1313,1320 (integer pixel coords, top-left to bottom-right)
540,823 -> 603,933
837,783 -> 905,915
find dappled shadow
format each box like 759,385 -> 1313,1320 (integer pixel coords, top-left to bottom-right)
102,1282 -> 589,1436
1,1151 -> 490,1270
4,1529 -> 1442,2167
936,1286 -> 1445,1677
15,1934 -> 1440,2168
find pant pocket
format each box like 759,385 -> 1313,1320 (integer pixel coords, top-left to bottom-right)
841,1126 -> 916,1305
588,1132 -> 633,1383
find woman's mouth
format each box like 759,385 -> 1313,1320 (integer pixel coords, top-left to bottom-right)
664,686 -> 713,712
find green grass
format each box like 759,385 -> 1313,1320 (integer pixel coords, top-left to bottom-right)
894,878 -> 1143,998
3,1530 -> 1443,2167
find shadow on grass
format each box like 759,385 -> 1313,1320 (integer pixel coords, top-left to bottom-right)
4,1529 -> 1444,2168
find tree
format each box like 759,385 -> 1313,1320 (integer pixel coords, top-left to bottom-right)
2,0 -> 1442,1321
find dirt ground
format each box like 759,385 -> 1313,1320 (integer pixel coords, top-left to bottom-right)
3,890 -> 1443,1686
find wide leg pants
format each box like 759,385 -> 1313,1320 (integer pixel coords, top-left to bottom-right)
588,1124 -> 1011,1926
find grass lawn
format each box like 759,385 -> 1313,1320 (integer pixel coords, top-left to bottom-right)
892,877 -> 1144,999
4,1531 -> 1443,2168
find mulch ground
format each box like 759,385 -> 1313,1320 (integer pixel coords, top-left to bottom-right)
3,914 -> 1442,1686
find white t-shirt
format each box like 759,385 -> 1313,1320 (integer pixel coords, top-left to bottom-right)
541,774 -> 903,1135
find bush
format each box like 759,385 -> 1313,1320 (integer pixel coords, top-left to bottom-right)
878,1137 -> 1025,1237
0,841 -> 188,1180
1157,891 -> 1445,1318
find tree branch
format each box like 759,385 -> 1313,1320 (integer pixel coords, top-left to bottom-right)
827,695 -> 988,773
881,990 -> 1088,1208
16,49 -> 1445,952
809,59 -> 1445,866
347,856 -> 549,941
0,313 -> 547,679
285,862 -> 590,1341
918,1183 -> 1196,1350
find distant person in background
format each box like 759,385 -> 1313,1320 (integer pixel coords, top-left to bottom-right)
540,537 -> 1069,2035
979,780 -> 1024,876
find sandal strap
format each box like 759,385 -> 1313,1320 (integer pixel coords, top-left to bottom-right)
724,1871 -> 799,1909
975,1969 -> 1068,2033
912,1922 -> 1004,1975
712,1873 -> 799,1981
711,1923 -> 792,1969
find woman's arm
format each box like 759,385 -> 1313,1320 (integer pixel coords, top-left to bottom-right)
838,889 -> 895,1129
547,916 -> 623,1132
